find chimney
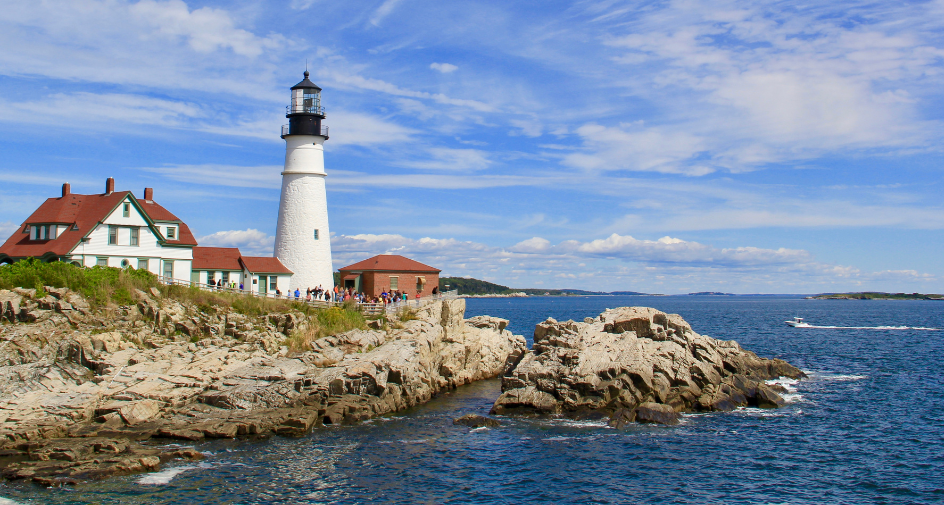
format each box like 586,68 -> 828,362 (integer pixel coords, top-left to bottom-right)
62,183 -> 71,197
105,177 -> 115,195
144,187 -> 153,202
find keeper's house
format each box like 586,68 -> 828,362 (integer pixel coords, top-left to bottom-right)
338,254 -> 440,298
0,178 -> 196,281
191,246 -> 292,295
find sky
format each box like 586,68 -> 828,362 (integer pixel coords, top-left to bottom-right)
1,0 -> 943,294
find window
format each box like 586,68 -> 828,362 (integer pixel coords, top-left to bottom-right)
108,226 -> 118,245
30,226 -> 36,240
389,276 -> 399,290
22,225 -> 29,234
222,271 -> 230,285
166,226 -> 176,239
48,225 -> 57,240
96,257 -> 108,267
269,276 -> 278,291
137,258 -> 148,270
39,225 -> 46,240
130,227 -> 139,246
122,203 -> 130,218
207,271 -> 215,284
121,259 -> 130,268
314,229 -> 319,240
162,260 -> 174,279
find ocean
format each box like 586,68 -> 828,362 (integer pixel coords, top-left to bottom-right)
2,295 -> 942,504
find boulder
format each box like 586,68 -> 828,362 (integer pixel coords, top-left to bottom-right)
453,414 -> 501,428
466,316 -> 508,333
492,306 -> 803,424
634,402 -> 680,425
119,400 -> 162,425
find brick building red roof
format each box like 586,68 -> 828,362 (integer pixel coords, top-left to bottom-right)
0,188 -> 196,261
241,256 -> 293,274
192,247 -> 242,270
340,254 -> 440,273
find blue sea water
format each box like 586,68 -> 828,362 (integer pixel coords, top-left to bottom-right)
2,295 -> 943,504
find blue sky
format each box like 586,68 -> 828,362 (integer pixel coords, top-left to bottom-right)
1,0 -> 943,294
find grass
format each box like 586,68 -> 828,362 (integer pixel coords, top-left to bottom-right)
2,260 -> 368,350
284,305 -> 367,354
0,258 -> 156,308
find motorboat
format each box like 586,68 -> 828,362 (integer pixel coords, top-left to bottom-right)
785,317 -> 811,328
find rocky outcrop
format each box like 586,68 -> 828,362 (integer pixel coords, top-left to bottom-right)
491,307 -> 803,424
0,288 -> 525,484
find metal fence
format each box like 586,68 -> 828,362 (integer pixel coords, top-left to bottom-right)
155,275 -> 457,316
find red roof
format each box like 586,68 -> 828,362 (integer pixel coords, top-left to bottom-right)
0,189 -> 196,261
192,247 -> 242,270
240,256 -> 292,274
340,254 -> 440,273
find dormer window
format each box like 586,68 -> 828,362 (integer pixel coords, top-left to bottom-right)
166,226 -> 176,239
123,203 -> 130,217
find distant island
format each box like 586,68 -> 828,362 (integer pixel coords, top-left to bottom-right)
807,292 -> 944,300
438,277 -> 650,297
688,292 -> 736,296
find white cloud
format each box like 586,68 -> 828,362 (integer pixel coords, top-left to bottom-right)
137,164 -> 282,189
563,123 -> 711,175
370,0 -> 404,26
130,0 -> 284,58
430,62 -> 458,74
331,232 -> 938,293
0,221 -> 19,244
327,110 -> 417,146
324,70 -> 496,112
0,93 -> 204,129
197,228 -> 274,256
397,147 -> 491,171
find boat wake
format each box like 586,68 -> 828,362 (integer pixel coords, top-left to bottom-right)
795,324 -> 939,331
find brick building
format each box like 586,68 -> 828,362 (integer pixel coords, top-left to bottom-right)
338,255 -> 440,298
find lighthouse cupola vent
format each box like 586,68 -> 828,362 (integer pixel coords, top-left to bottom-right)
284,70 -> 328,138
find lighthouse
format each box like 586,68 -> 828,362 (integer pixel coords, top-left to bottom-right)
273,71 -> 334,294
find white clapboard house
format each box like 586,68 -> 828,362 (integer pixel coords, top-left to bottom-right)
0,178 -> 294,295
0,178 -> 196,280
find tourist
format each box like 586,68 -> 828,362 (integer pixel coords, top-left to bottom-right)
294,288 -> 300,299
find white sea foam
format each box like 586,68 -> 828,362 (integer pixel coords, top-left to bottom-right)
137,465 -> 197,485
765,377 -> 799,392
823,374 -> 867,381
0,498 -> 23,505
780,393 -> 804,403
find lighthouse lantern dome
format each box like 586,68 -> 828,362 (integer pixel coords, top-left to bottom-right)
290,70 -> 323,115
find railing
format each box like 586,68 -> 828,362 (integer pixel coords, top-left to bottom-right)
281,124 -> 329,138
286,105 -> 325,115
155,275 -> 457,317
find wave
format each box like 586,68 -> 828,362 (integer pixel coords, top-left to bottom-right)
137,465 -> 198,485
796,324 -> 939,330
0,498 -> 23,505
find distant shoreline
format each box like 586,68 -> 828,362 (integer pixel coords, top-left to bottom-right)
806,292 -> 944,300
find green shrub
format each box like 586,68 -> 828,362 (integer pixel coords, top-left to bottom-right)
0,259 -> 157,308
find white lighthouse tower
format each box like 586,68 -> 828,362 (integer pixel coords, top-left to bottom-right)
273,71 -> 334,294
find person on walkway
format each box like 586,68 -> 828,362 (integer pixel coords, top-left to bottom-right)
294,288 -> 300,299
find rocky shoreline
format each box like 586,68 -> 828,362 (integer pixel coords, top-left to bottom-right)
491,307 -> 804,425
0,287 -> 802,486
0,287 -> 524,485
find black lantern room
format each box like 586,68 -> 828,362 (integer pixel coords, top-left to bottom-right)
283,70 -> 328,139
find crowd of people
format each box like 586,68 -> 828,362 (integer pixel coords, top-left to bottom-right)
200,277 -> 443,308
